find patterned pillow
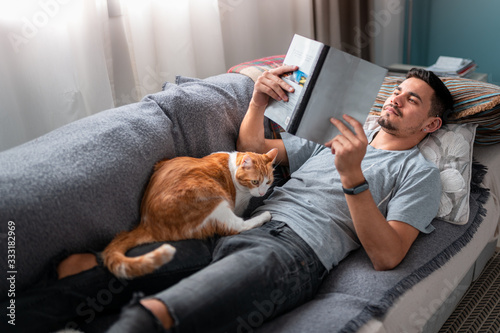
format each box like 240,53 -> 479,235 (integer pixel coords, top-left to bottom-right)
370,76 -> 500,145
228,55 -> 285,82
364,115 -> 477,225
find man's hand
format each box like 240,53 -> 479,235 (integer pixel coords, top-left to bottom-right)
237,65 -> 296,165
325,114 -> 368,188
251,65 -> 298,108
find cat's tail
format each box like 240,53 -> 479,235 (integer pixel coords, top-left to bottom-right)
101,228 -> 176,279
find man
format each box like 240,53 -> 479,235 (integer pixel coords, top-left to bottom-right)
237,65 -> 452,272
10,66 -> 453,333
107,66 -> 453,332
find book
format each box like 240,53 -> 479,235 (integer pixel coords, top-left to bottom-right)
265,34 -> 387,145
426,56 -> 476,77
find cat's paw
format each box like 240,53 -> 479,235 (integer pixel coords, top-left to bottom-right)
259,211 -> 272,222
243,211 -> 272,230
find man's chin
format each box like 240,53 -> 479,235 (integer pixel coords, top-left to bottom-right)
377,117 -> 397,132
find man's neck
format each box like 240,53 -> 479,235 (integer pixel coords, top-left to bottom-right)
370,130 -> 423,151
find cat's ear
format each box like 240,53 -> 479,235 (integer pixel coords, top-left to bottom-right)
265,148 -> 278,164
241,155 -> 253,169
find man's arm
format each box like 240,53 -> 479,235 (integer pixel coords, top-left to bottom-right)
343,191 -> 419,271
326,115 -> 420,270
237,65 -> 298,165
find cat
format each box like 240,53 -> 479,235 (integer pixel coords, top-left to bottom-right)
102,148 -> 278,279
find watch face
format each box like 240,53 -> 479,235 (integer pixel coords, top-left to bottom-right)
343,180 -> 369,195
353,183 -> 369,194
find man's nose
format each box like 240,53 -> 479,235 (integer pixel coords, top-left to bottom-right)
392,94 -> 402,106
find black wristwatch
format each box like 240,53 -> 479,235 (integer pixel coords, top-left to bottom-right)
342,179 -> 369,195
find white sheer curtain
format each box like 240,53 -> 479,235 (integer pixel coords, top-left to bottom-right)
0,0 -> 114,151
0,0 -> 315,152
109,0 -> 230,105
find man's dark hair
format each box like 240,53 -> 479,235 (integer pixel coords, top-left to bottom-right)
406,68 -> 454,124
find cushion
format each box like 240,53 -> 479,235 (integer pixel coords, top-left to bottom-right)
228,55 -> 285,81
370,76 -> 500,145
364,115 -> 477,225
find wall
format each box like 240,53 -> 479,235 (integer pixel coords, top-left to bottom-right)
404,0 -> 500,84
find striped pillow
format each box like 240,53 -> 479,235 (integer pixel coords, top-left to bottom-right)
371,76 -> 500,145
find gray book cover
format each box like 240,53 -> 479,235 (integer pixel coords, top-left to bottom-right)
265,35 -> 387,145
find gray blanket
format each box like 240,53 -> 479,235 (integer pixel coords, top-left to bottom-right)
0,73 -> 254,297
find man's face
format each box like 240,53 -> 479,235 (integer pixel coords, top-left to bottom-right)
379,77 -> 435,137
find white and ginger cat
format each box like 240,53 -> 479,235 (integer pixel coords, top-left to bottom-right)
102,149 -> 278,279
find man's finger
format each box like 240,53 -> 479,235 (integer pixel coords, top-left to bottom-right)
257,75 -> 287,101
342,115 -> 364,135
330,117 -> 355,139
270,65 -> 298,76
259,85 -> 282,102
270,66 -> 297,93
342,114 -> 369,144
330,116 -> 368,144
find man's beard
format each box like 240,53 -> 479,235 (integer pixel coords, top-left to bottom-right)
378,104 -> 400,131
377,115 -> 397,131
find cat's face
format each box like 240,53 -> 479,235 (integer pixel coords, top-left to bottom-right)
236,149 -> 278,197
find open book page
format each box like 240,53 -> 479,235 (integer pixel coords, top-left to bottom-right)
295,49 -> 387,145
264,34 -> 324,130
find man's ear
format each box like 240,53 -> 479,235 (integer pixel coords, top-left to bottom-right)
424,117 -> 442,134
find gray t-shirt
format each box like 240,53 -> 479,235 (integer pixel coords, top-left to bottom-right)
255,130 -> 441,270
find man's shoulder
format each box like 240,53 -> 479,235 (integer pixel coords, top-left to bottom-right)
413,147 -> 439,170
398,146 -> 438,173
369,144 -> 439,179
401,148 -> 441,186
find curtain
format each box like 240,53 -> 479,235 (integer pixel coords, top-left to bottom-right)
106,0 -> 315,104
313,0 -> 406,65
313,0 -> 374,61
0,0 -> 314,152
1,0 -> 401,152
0,0 -> 114,151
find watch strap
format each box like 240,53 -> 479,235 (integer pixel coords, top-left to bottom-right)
342,179 -> 369,195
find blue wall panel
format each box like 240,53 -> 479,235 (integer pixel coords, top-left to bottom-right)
405,0 -> 500,84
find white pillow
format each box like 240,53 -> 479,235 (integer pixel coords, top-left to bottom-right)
364,115 -> 477,224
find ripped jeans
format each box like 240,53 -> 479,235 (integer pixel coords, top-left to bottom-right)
2,221 -> 327,333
